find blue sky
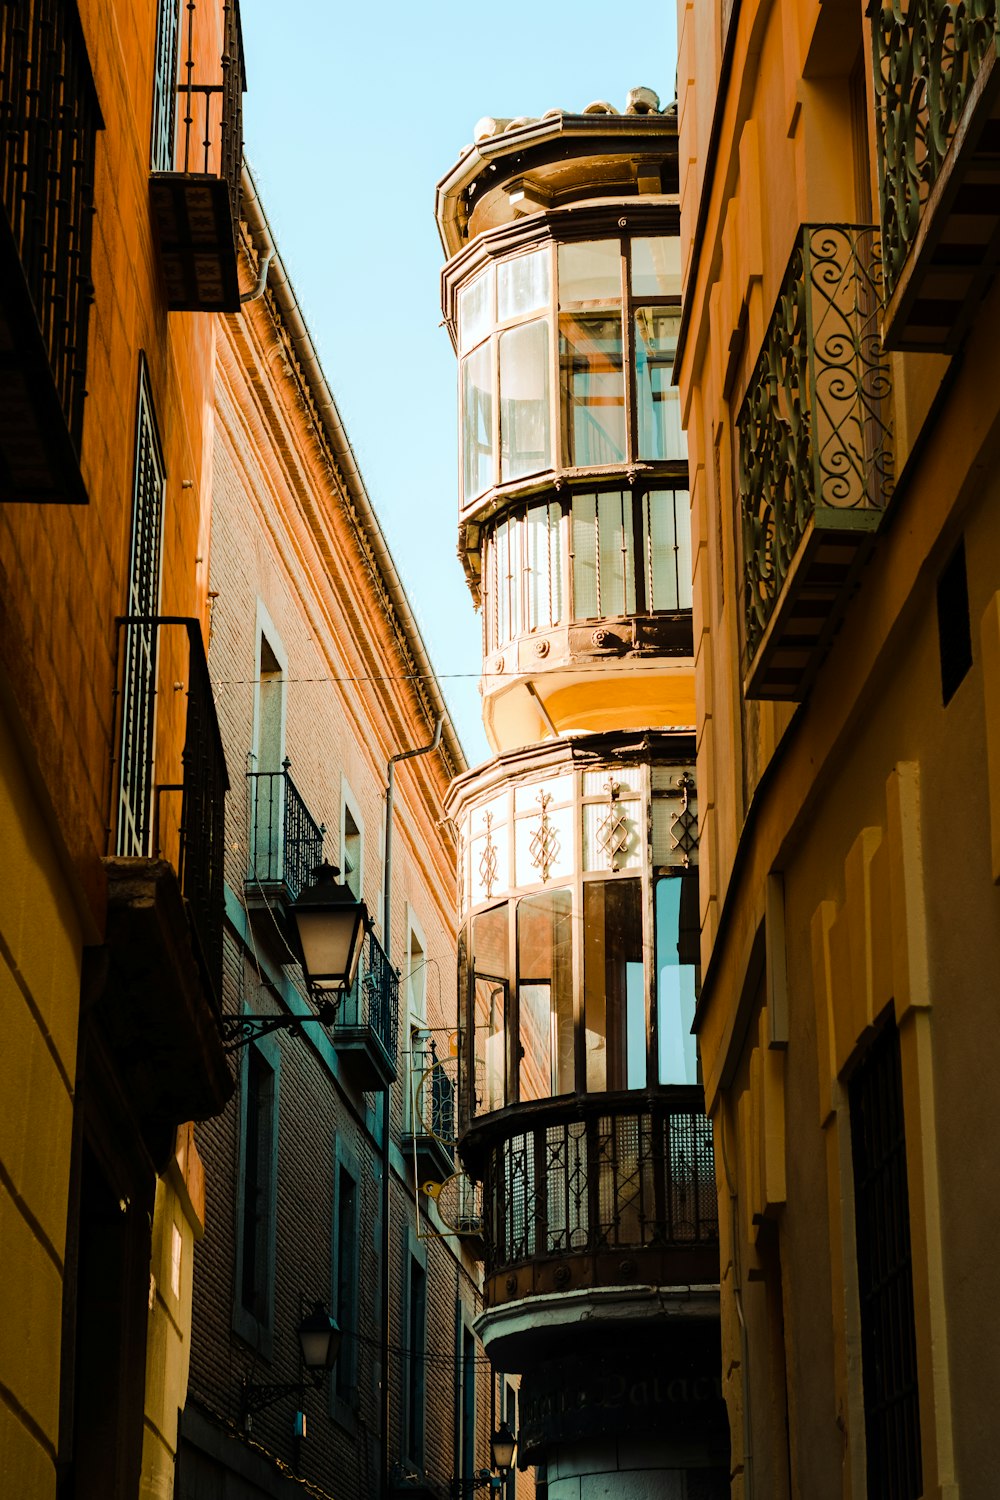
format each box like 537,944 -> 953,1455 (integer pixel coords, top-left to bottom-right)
241,1 -> 678,767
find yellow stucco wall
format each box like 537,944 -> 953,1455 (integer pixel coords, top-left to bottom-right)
0,707 -> 83,1497
676,0 -> 1000,1492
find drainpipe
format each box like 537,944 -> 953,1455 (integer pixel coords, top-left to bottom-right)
380,715 -> 444,1500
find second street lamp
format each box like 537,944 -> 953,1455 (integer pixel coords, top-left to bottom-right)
220,862 -> 370,1050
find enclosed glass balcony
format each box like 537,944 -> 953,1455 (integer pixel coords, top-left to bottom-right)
457,233 -> 686,516
451,743 -> 700,1126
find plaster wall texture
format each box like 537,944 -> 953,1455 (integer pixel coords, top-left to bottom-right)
0,657 -> 83,1497
675,0 -> 1000,1494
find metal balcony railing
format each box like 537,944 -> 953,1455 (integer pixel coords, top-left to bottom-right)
737,224 -> 894,698
469,1088 -> 718,1303
149,0 -> 245,311
0,0 -> 101,501
111,616 -> 229,1003
872,1 -> 999,297
246,765 -> 324,903
337,928 -> 400,1074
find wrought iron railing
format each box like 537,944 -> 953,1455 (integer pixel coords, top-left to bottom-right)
410,1039 -> 457,1144
738,224 -> 894,666
246,765 -> 324,902
111,617 -> 229,1003
0,0 -> 101,448
871,0 -> 1000,295
474,1089 -> 718,1285
152,0 -> 243,222
338,928 -> 400,1068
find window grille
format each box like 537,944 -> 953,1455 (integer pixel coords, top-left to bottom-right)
0,0 -> 101,455
150,0 -> 180,170
116,365 -> 165,856
850,1020 -> 923,1500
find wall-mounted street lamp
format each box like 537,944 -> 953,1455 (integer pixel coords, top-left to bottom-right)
240,1300 -> 342,1431
449,1421 -> 518,1495
221,862 -> 369,1050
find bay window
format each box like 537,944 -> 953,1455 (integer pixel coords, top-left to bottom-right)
456,233 -> 686,508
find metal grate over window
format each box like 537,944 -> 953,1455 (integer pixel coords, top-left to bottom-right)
116,364 -> 165,855
0,0 -> 101,448
150,0 -> 180,170
850,1020 -> 923,1500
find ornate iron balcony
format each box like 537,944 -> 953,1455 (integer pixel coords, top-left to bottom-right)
0,0 -> 101,502
149,0 -> 245,311
463,1088 -> 719,1309
111,616 -> 229,1004
872,1 -> 1000,349
335,928 -> 400,1090
246,764 -> 324,905
738,224 -> 894,700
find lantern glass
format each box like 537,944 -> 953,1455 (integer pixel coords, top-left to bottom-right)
491,1419 -> 517,1473
298,1301 -> 342,1370
289,863 -> 369,993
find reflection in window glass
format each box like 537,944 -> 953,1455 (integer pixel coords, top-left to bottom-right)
459,265 -> 494,352
635,308 -> 686,461
473,905 -> 508,1111
558,240 -> 622,305
572,492 -> 636,620
631,237 -> 683,297
525,502 -> 563,631
462,343 -> 494,502
656,873 -> 700,1085
642,490 -> 693,612
583,879 -> 643,1090
518,889 -> 573,1100
560,315 -> 626,465
500,319 -> 551,481
498,248 -> 550,323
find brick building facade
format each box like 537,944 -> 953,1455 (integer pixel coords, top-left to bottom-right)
177,170 -> 500,1500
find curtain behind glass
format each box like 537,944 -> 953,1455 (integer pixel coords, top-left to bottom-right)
583,879 -> 643,1090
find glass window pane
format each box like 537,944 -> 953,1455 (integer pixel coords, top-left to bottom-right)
498,248 -> 550,323
597,491 -> 635,618
558,240 -> 622,306
462,342 -> 494,502
459,265 -> 494,351
525,502 -> 561,631
631,237 -> 682,297
583,879 -> 643,1091
572,493 -> 598,619
560,315 -> 626,466
500,319 -> 551,481
518,889 -> 573,1099
473,904 -> 509,1111
656,873 -> 700,1084
635,308 -> 687,461
646,490 -> 677,610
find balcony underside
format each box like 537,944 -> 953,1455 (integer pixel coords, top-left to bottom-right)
99,858 -> 233,1160
149,173 -> 241,312
401,1130 -> 455,1188
744,507 -> 882,701
0,211 -> 87,504
335,1026 -> 397,1091
883,41 -> 1000,353
487,1241 -> 720,1311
